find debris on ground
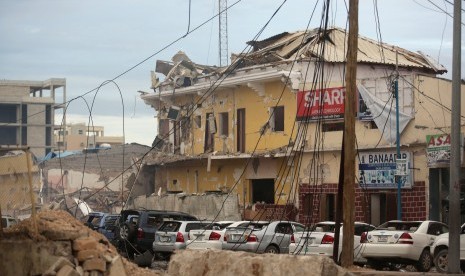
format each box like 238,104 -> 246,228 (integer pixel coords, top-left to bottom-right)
0,210 -> 162,276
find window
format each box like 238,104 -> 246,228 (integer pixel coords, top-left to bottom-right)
78,130 -> 83,135
270,106 -> 284,132
204,113 -> 215,152
322,122 -> 344,132
237,109 -> 245,152
46,105 -> 52,125
219,112 -> 229,136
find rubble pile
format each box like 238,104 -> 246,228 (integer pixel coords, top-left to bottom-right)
0,210 -> 161,276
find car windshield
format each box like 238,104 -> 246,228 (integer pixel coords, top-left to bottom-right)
377,221 -> 421,231
210,222 -> 233,230
159,221 -> 182,232
104,216 -> 119,226
236,222 -> 269,230
309,223 -> 335,232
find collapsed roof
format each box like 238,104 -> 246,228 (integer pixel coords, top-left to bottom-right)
153,27 -> 446,89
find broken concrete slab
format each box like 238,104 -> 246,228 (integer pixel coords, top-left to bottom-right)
168,249 -> 354,276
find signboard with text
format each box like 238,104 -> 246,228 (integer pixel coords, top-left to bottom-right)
296,87 -> 345,121
358,151 -> 413,189
426,133 -> 451,168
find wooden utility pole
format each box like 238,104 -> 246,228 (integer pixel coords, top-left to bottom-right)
448,0 -> 461,273
341,0 -> 358,268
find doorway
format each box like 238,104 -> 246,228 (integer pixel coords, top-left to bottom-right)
370,193 -> 397,226
251,179 -> 275,204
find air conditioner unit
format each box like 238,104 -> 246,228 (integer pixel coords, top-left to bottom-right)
167,106 -> 181,121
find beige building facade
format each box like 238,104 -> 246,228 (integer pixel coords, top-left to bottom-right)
141,28 -> 465,224
54,122 -> 124,151
0,78 -> 66,158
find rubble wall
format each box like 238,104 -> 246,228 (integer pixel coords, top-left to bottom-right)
131,193 -> 241,221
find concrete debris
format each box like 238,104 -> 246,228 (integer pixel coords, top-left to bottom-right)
168,249 -> 355,276
0,210 -> 161,276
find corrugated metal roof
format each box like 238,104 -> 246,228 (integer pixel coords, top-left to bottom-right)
242,27 -> 446,74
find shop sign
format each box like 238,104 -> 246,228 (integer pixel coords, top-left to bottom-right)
358,151 -> 413,189
296,87 -> 345,121
426,133 -> 451,168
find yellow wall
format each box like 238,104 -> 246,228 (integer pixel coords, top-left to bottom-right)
157,156 -> 297,205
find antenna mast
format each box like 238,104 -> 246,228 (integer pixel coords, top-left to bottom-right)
219,0 -> 229,66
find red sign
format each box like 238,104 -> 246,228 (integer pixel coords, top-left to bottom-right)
296,87 -> 346,120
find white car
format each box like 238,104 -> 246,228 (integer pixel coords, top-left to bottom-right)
153,220 -> 212,257
360,220 -> 449,272
289,221 -> 375,264
186,220 -> 239,250
431,223 -> 465,273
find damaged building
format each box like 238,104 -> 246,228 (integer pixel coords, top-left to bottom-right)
41,143 -> 153,214
141,27 -> 465,225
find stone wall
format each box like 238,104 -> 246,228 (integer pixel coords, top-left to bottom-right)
131,193 -> 241,221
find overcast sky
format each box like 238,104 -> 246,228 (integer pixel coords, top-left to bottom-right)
0,0 -> 462,146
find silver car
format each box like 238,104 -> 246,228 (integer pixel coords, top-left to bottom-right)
222,221 -> 305,254
153,220 -> 212,255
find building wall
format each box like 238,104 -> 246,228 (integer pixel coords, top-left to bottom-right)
297,73 -> 465,224
0,79 -> 65,157
153,156 -> 296,207
132,193 -> 241,221
147,62 -> 465,223
159,80 -> 296,156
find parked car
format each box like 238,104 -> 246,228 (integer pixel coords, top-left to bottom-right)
153,220 -> 212,257
114,209 -> 198,256
187,221 -> 246,250
84,212 -> 120,240
1,215 -> 19,228
431,223 -> 465,273
290,221 -> 375,264
222,220 -> 305,254
360,220 -> 449,271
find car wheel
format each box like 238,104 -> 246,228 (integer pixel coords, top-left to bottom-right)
119,224 -> 129,240
264,245 -> 279,254
416,249 -> 432,272
434,248 -> 448,273
119,223 -> 136,242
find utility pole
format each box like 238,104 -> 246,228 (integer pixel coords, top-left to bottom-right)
218,0 -> 229,67
394,53 -> 402,220
341,0 -> 358,268
448,0 -> 461,273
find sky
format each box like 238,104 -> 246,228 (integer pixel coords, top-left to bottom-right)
0,0 -> 463,146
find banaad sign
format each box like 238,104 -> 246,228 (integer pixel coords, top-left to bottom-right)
296,87 -> 345,121
358,151 -> 413,189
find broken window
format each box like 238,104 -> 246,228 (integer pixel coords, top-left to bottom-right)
251,179 -> 275,204
181,117 -> 191,142
322,122 -> 344,132
204,113 -> 215,152
218,112 -> 229,137
269,106 -> 284,132
237,108 -> 246,153
173,121 -> 181,154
